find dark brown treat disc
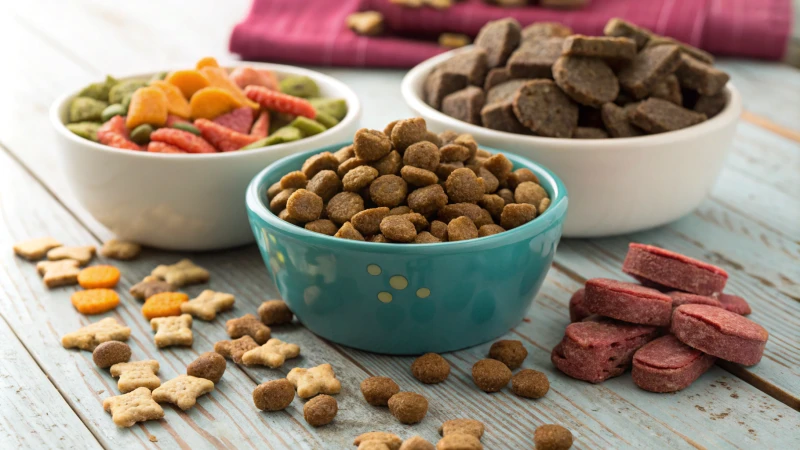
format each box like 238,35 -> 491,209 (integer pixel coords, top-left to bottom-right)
360,376 -> 400,406
442,86 -> 486,125
675,54 -> 730,96
603,18 -> 652,49
507,38 -> 564,79
511,369 -> 550,399
618,44 -> 682,99
553,56 -> 619,107
388,392 -> 429,424
562,35 -> 637,60
187,351 -> 227,383
649,74 -> 682,106
600,102 -> 643,138
521,21 -> 573,43
471,358 -> 512,392
411,353 -> 451,384
489,339 -> 528,369
474,17 -> 522,68
484,67 -> 512,90
257,300 -> 293,326
573,127 -> 609,139
481,101 -> 531,134
438,48 -> 490,86
630,98 -> 707,134
534,424 -> 573,450
486,79 -> 529,106
694,92 -> 727,118
92,341 -> 131,369
425,70 -> 468,110
512,80 -> 579,138
303,394 -> 338,427
253,379 -> 295,411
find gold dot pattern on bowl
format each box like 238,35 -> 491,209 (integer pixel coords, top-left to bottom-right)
389,275 -> 408,290
367,264 -> 382,276
416,288 -> 431,298
378,292 -> 393,303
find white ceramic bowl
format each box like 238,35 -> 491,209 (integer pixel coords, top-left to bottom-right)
51,63 -> 361,251
402,48 -> 742,238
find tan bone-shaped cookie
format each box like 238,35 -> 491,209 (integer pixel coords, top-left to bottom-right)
100,239 -> 141,260
152,375 -> 214,410
151,259 -> 209,287
181,290 -> 235,320
110,360 -> 161,393
354,432 -> 403,450
103,387 -> 164,427
37,259 -> 81,288
151,314 -> 193,348
61,317 -> 131,351
129,275 -> 174,301
226,314 -> 271,344
287,363 -> 342,398
47,245 -> 96,265
214,336 -> 259,364
13,237 -> 62,260
242,338 -> 301,368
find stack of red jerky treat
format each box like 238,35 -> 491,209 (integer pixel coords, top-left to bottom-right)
553,243 -> 768,393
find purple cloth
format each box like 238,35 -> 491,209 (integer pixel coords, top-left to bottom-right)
229,0 -> 792,68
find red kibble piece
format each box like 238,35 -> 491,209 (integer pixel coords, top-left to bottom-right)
632,335 -> 716,393
251,111 -> 270,139
584,278 -> 673,327
667,291 -> 722,309
568,288 -> 590,323
622,243 -> 728,296
101,133 -> 143,151
244,85 -> 316,118
147,142 -> 185,153
150,128 -> 217,153
97,115 -> 130,139
213,106 -> 254,134
194,118 -> 260,152
165,114 -> 191,127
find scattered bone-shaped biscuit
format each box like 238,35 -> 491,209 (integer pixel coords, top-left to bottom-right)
13,237 -> 62,260
151,314 -> 193,348
151,259 -> 209,287
181,290 -> 235,320
110,360 -> 161,393
37,259 -> 81,288
226,314 -> 270,344
242,338 -> 301,368
287,363 -> 342,398
353,432 -> 402,450
61,317 -> 131,351
103,387 -> 164,427
129,275 -> 174,301
214,336 -> 259,364
47,245 -> 96,266
100,239 -> 141,260
152,375 -> 214,410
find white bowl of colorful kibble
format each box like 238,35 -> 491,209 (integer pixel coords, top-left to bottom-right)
50,57 -> 361,251
402,18 -> 742,238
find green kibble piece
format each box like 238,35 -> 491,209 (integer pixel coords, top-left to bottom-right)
172,122 -> 201,136
130,124 -> 154,145
279,76 -> 320,98
256,126 -> 303,147
149,71 -> 168,83
101,104 -> 126,122
78,75 -> 117,101
66,122 -> 102,142
313,111 -> 338,129
309,98 -> 348,120
269,112 -> 295,133
290,117 -> 326,136
109,79 -> 148,105
240,137 -> 270,150
69,97 -> 108,123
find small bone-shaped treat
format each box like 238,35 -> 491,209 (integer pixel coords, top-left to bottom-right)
152,375 -> 214,410
287,363 -> 342,398
214,336 -> 260,364
151,259 -> 209,287
242,338 -> 301,368
129,275 -> 174,301
103,387 -> 164,427
110,360 -> 161,393
47,245 -> 96,266
151,314 -> 193,348
37,259 -> 81,289
13,237 -> 62,260
181,290 -> 235,320
61,317 -> 131,351
100,239 -> 141,260
226,314 -> 271,344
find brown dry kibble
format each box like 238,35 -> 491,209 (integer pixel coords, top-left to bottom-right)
539,198 -> 551,214
390,117 -> 427,152
402,213 -> 429,232
439,144 -> 470,163
404,141 -> 440,171
380,215 -> 417,243
496,188 -> 514,205
267,182 -> 283,201
279,209 -> 299,225
370,234 -> 390,243
388,392 -> 429,424
534,424 -> 573,450
92,341 -> 131,369
439,418 -> 485,439
373,150 -> 403,176
302,152 -> 340,178
436,434 -> 483,450
384,120 -> 399,137
408,184 -> 449,216
286,189 -> 323,222
438,130 -> 459,146
227,314 -> 271,344
215,336 -> 260,364
354,128 -> 392,161
479,194 -> 505,220
507,168 -> 539,190
335,222 -> 366,241
482,153 -> 513,183
253,379 -> 295,411
258,300 -> 294,326
472,359 -> 512,392
389,206 -> 412,216
186,352 -> 227,383
361,376 -> 401,406
338,157 -> 369,178
512,369 -> 550,399
411,353 -> 450,384
347,11 -> 383,36
430,220 -> 448,241
306,170 -> 342,202
489,339 -> 528,369
437,203 -> 494,228
477,167 -> 499,193
500,203 -> 537,229
478,224 -> 505,237
270,188 -> 297,213
436,162 -> 465,180
304,394 -> 338,427
446,168 -> 484,204
327,192 -> 365,224
334,145 -> 355,163
370,175 -> 408,207
401,166 -> 440,187
447,216 -> 479,241
515,182 -> 548,207
424,130 -> 442,147
343,165 -> 380,192
305,219 -> 339,236
414,232 -> 441,244
352,207 -> 391,236
280,171 -> 308,190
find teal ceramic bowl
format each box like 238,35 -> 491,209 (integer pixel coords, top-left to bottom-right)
246,143 -> 568,355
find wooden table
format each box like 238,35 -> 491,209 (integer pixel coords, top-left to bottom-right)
2,1 -> 798,448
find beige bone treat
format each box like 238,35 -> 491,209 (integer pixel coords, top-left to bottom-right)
37,259 -> 81,288
347,11 -> 383,36
13,237 -> 62,260
226,314 -> 271,344
242,338 -> 301,368
151,375 -> 214,410
287,363 -> 342,398
110,360 -> 161,393
214,336 -> 260,364
151,314 -> 193,348
151,259 -> 209,287
103,387 -> 164,427
439,419 -> 485,439
354,432 -> 403,450
47,245 -> 96,266
181,290 -> 235,320
100,239 -> 142,260
61,317 -> 131,351
129,275 -> 174,301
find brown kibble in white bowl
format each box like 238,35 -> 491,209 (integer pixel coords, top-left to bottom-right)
388,392 -> 428,424
360,376 -> 400,406
512,369 -> 550,399
286,189 -> 323,222
411,353 -> 450,384
534,424 -> 573,450
447,216 -> 479,241
472,358 -> 512,392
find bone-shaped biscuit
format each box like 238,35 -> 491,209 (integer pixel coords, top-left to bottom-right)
287,363 -> 341,398
100,239 -> 141,260
37,259 -> 81,289
61,317 -> 130,351
150,314 -> 193,348
151,259 -> 209,287
110,360 -> 161,393
13,237 -> 62,260
242,338 -> 300,368
214,336 -> 259,364
152,375 -> 214,410
47,245 -> 96,265
103,387 -> 164,427
181,290 -> 235,320
129,275 -> 174,300
226,314 -> 270,344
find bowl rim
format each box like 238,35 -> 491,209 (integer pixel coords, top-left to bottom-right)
50,61 -> 362,160
401,45 -> 743,150
246,142 -> 569,253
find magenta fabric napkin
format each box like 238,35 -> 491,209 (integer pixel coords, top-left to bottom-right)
229,0 -> 792,68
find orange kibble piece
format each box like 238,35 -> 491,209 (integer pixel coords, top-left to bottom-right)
126,87 -> 168,129
71,289 -> 120,315
150,80 -> 191,119
189,87 -> 241,120
78,265 -> 121,289
200,66 -> 260,110
196,56 -> 220,69
166,69 -> 211,99
141,292 -> 189,320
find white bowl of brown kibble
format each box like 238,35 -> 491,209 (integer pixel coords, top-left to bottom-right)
402,17 -> 742,238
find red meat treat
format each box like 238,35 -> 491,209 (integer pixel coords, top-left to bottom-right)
671,304 -> 768,366
165,114 -> 191,127
194,119 -> 259,152
229,66 -> 279,90
97,116 -> 140,150
632,335 -> 716,393
584,278 -> 673,326
622,243 -> 728,296
717,293 -> 751,315
667,291 -> 722,308
147,142 -> 185,153
251,111 -> 270,139
551,317 -> 660,383
213,106 -> 254,134
150,128 -> 216,153
244,85 -> 316,119
569,288 -> 590,323
100,133 -> 142,151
